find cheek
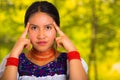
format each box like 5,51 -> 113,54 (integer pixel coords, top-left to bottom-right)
47,31 -> 56,40
28,32 -> 36,41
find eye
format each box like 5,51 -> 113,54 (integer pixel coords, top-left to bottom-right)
45,25 -> 52,30
31,25 -> 38,30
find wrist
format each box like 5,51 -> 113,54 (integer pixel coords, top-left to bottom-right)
6,57 -> 19,67
67,51 -> 81,61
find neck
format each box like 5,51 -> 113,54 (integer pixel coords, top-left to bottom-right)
29,47 -> 56,61
31,47 -> 55,56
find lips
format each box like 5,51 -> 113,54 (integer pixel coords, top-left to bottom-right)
37,41 -> 47,46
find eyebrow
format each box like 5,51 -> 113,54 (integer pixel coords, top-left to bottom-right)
30,24 -> 39,27
30,23 -> 53,27
45,23 -> 53,26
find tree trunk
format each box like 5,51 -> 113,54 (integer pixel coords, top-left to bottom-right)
88,0 -> 98,80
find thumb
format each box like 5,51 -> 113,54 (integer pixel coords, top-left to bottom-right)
56,38 -> 62,48
25,40 -> 31,50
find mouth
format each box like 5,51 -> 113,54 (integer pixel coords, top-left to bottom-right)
36,41 -> 47,46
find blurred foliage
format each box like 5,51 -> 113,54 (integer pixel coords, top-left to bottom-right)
0,0 -> 120,80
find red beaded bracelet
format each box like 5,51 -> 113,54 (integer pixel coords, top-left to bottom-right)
6,57 -> 19,67
67,51 -> 81,61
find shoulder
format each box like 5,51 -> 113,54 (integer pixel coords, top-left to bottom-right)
58,52 -> 67,58
57,52 -> 67,61
19,53 -> 28,62
19,53 -> 25,58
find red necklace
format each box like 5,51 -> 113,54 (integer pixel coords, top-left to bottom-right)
29,48 -> 55,61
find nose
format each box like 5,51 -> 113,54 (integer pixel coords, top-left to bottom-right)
37,29 -> 45,39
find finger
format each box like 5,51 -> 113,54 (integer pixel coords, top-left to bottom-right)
56,37 -> 62,48
21,23 -> 30,38
25,43 -> 31,50
24,39 -> 31,50
56,39 -> 61,48
53,22 -> 64,36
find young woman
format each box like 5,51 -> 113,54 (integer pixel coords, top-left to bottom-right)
0,1 -> 88,80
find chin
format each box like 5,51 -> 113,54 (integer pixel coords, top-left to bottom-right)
35,47 -> 50,52
33,44 -> 54,52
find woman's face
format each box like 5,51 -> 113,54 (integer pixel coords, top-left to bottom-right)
28,12 -> 56,52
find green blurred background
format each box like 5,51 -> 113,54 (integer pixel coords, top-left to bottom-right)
0,0 -> 120,80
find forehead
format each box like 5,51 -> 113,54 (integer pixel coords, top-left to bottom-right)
28,12 -> 54,25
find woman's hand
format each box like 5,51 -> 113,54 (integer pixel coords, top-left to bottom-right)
9,23 -> 31,58
53,22 -> 77,52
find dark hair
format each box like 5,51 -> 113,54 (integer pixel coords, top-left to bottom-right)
24,1 -> 60,27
